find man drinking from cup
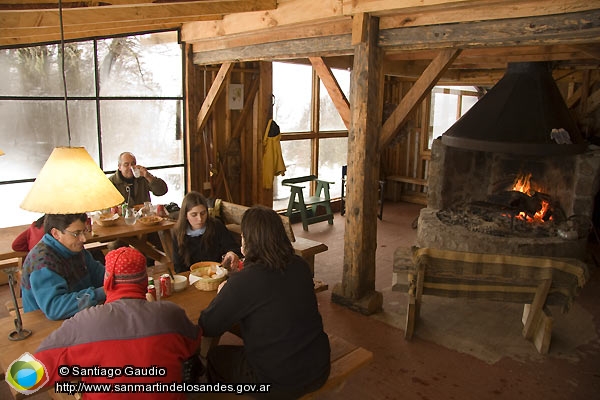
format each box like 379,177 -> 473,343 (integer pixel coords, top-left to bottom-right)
109,151 -> 168,207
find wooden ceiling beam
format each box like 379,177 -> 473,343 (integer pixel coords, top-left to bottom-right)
0,0 -> 276,28
379,9 -> 600,51
182,0 -> 344,43
189,18 -> 353,52
0,15 -> 218,46
183,0 -> 596,44
0,0 -> 203,5
190,9 -> 600,66
196,62 -> 234,134
377,0 -> 597,29
309,56 -> 351,129
193,34 -> 354,65
1,14 -> 219,35
573,44 -> 600,60
379,48 -> 461,150
386,45 -> 600,62
0,23 -> 182,46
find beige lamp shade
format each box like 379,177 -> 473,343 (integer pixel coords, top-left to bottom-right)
21,147 -> 125,214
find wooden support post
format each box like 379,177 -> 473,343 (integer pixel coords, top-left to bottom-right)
255,61 -> 273,206
332,13 -> 382,315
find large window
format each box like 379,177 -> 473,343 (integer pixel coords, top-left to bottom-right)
428,86 -> 479,148
0,31 -> 184,228
272,62 -> 350,210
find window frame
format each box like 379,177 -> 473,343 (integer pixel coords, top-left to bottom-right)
273,62 -> 349,209
0,29 -> 185,227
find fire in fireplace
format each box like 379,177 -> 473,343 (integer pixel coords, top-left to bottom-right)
508,173 -> 551,222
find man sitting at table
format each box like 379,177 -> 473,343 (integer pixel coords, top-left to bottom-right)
34,247 -> 203,400
108,151 -> 168,258
109,151 -> 168,206
21,213 -> 106,320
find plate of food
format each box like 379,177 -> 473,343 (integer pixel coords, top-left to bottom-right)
137,215 -> 163,226
93,213 -> 119,226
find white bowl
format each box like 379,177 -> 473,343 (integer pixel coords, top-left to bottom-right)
172,274 -> 188,292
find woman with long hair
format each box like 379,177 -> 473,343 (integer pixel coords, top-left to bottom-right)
171,191 -> 240,273
199,206 -> 330,399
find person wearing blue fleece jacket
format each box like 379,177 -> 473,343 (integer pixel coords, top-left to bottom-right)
21,213 -> 106,320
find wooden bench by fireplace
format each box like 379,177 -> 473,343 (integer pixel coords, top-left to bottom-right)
393,246 -> 589,354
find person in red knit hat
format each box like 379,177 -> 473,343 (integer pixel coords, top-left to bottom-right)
11,215 -> 45,252
34,247 -> 202,399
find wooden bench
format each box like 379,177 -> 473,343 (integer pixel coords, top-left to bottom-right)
395,246 -> 589,354
386,175 -> 427,205
215,200 -> 329,291
282,175 -> 334,231
299,334 -> 373,399
185,334 -> 372,400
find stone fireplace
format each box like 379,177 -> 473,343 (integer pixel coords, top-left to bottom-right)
417,61 -> 600,260
417,139 -> 600,259
400,63 -> 595,351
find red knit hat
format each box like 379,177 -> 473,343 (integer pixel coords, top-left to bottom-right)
104,247 -> 147,303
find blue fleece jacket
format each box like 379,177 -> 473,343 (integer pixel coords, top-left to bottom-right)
21,234 -> 106,320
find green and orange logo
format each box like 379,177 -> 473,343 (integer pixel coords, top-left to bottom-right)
5,352 -> 49,395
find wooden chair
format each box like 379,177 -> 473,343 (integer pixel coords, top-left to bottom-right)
282,175 -> 334,231
340,165 -> 385,220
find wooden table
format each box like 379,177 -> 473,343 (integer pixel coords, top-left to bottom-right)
0,272 -> 217,400
88,217 -> 175,265
0,217 -> 176,268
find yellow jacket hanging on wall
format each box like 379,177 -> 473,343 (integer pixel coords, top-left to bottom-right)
262,119 -> 286,189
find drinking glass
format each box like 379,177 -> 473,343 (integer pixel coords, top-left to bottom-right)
76,293 -> 91,311
124,207 -> 137,225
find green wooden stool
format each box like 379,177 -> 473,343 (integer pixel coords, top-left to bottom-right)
282,175 -> 334,231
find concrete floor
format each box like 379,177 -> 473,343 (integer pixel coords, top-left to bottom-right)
1,201 -> 599,399
299,201 -> 600,400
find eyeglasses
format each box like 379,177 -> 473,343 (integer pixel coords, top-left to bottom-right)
63,229 -> 91,239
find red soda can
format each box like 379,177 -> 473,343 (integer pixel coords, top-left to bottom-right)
147,285 -> 156,301
156,204 -> 166,217
160,274 -> 171,298
111,206 -> 121,216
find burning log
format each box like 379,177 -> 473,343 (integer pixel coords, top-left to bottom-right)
488,190 -> 540,216
487,190 -> 562,223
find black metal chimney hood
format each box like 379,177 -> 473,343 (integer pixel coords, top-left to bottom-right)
442,62 -> 585,155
